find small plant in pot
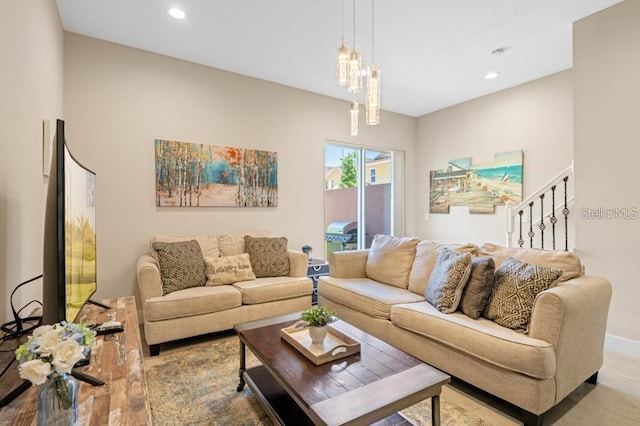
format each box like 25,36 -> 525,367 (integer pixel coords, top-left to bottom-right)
299,306 -> 338,345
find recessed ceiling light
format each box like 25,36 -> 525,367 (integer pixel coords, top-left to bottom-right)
168,8 -> 186,19
485,71 -> 500,80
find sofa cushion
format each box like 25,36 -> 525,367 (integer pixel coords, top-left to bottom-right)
483,257 -> 563,332
365,234 -> 419,288
217,231 -> 269,256
408,241 -> 479,295
232,276 -> 312,305
143,285 -> 242,321
318,276 -> 424,320
480,243 -> 582,282
459,256 -> 496,319
390,301 -> 556,379
244,236 -> 290,277
204,253 -> 256,285
152,240 -> 206,295
425,247 -> 472,313
150,235 -> 220,260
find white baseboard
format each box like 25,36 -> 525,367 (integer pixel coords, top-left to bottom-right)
605,333 -> 640,359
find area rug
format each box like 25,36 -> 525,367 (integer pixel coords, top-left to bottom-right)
145,334 -> 488,425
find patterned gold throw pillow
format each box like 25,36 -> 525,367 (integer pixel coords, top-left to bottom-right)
483,257 -> 563,332
152,240 -> 206,295
204,253 -> 256,285
244,236 -> 290,278
425,247 -> 472,313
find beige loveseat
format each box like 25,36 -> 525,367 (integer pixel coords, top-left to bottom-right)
137,232 -> 312,355
318,236 -> 612,426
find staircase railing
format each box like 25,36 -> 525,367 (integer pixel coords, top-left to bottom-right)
506,162 -> 574,250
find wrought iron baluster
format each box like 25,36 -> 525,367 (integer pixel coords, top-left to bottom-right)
550,185 -> 557,250
528,202 -> 535,248
518,210 -> 524,248
562,176 -> 570,251
538,194 -> 546,249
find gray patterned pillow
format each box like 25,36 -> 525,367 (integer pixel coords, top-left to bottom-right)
459,256 -> 496,319
483,257 -> 563,332
244,236 -> 290,278
152,240 -> 206,295
425,247 -> 472,313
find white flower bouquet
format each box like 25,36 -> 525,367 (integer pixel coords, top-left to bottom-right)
15,322 -> 96,409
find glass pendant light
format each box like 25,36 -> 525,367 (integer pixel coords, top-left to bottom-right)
337,44 -> 349,86
336,0 -> 349,86
347,0 -> 362,93
366,64 -> 380,125
365,0 -> 380,125
350,99 -> 359,136
348,51 -> 362,93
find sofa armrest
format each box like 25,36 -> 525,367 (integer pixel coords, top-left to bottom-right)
529,275 -> 612,402
328,250 -> 369,278
287,250 -> 308,277
136,254 -> 164,301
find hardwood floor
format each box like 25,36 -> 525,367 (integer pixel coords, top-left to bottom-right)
442,350 -> 640,425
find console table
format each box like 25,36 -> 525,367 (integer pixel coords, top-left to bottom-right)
0,296 -> 152,425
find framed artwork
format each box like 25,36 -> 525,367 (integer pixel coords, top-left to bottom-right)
155,139 -> 278,207
429,150 -> 523,214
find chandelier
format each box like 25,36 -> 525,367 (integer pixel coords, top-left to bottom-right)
337,0 -> 380,136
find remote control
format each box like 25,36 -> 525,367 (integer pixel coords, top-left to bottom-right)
94,321 -> 124,335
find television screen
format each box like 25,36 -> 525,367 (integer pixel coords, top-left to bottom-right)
43,119 -> 97,324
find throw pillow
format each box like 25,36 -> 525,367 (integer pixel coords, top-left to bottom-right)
407,240 -> 479,295
244,236 -> 290,278
218,231 -> 270,256
152,239 -> 206,295
365,234 -> 419,289
204,253 -> 256,286
483,257 -> 563,332
424,247 -> 472,313
479,243 -> 581,282
459,256 -> 496,319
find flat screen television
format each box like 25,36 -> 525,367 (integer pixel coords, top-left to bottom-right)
42,119 -> 99,324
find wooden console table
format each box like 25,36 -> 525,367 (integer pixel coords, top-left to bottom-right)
0,296 -> 152,425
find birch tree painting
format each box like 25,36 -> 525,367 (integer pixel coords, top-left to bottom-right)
155,139 -> 278,207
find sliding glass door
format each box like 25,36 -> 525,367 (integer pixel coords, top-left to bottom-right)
324,142 -> 399,259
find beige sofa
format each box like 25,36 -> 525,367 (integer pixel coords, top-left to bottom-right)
137,232 -> 313,355
318,237 -> 612,426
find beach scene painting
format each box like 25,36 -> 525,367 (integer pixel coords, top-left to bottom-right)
155,139 -> 278,207
430,150 -> 523,214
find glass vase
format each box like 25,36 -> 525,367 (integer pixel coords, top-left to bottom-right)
37,372 -> 78,426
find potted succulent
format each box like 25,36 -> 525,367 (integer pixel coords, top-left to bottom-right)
299,306 -> 337,344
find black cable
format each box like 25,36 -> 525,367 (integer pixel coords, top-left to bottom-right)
1,275 -> 43,340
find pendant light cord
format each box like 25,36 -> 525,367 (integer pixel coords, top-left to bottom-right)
371,0 -> 375,63
352,0 -> 356,48
341,0 -> 345,44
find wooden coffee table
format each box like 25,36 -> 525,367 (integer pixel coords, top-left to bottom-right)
235,313 -> 450,425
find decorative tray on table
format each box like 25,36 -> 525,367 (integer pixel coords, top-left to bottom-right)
280,321 -> 361,365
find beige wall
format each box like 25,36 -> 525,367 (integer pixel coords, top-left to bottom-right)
4,2 -> 636,355
63,33 -> 417,301
0,1 -> 63,323
415,71 -> 574,244
574,1 -> 640,349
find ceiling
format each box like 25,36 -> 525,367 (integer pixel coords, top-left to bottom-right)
55,0 -> 622,118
